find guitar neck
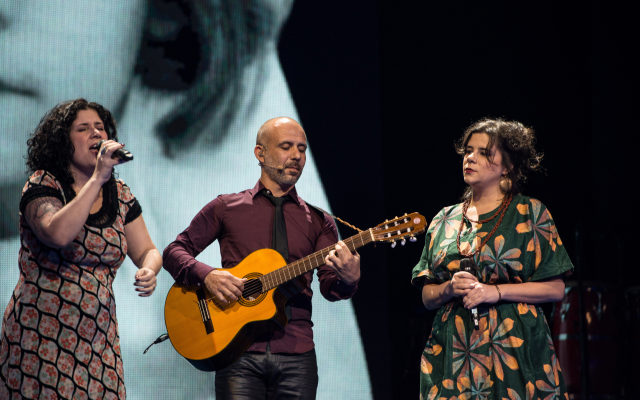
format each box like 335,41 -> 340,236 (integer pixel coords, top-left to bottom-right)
260,228 -> 374,291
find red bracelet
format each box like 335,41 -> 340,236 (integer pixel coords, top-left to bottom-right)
495,285 -> 502,302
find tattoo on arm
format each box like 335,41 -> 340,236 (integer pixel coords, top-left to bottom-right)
25,197 -> 64,237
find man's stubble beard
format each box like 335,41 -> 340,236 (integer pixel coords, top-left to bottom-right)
265,165 -> 302,188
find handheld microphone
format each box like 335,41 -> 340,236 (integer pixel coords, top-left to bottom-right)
97,140 -> 133,162
460,258 -> 479,330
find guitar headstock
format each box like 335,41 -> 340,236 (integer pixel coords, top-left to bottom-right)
371,212 -> 427,247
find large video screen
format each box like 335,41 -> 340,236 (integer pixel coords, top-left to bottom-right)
0,1 -> 371,398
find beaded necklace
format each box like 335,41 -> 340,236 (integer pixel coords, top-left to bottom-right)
456,192 -> 512,259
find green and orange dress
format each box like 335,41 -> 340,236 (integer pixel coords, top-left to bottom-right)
412,194 -> 573,399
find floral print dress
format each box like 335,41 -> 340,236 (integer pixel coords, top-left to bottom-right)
0,171 -> 141,399
412,194 -> 574,400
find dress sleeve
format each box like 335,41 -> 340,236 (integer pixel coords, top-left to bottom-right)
411,208 -> 444,288
19,170 -> 66,214
163,196 -> 224,286
524,198 -> 575,281
117,180 -> 142,224
411,238 -> 434,288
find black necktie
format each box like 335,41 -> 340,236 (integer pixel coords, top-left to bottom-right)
263,191 -> 289,261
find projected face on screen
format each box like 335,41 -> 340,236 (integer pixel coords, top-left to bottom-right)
0,1 -> 371,399
0,1 -> 145,184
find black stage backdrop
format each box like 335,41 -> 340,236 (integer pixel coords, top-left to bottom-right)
279,1 -> 636,399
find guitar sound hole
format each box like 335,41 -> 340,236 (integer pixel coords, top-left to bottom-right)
239,277 -> 267,307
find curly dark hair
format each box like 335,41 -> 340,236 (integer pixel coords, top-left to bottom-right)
455,118 -> 543,198
26,98 -> 119,186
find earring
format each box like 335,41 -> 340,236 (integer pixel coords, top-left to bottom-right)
499,175 -> 512,193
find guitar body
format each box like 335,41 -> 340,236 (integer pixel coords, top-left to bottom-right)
164,212 -> 427,372
164,248 -> 289,371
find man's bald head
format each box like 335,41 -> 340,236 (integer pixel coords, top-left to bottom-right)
256,117 -> 306,148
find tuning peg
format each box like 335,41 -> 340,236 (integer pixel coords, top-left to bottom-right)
390,241 -> 397,248
400,238 -> 406,246
409,235 -> 417,242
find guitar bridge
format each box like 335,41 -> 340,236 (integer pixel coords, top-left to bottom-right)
196,288 -> 214,334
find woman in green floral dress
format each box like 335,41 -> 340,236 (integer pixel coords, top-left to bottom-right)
412,118 -> 573,399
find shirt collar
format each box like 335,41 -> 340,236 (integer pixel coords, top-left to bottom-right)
250,180 -> 301,206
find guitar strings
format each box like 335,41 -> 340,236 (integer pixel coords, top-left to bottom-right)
202,217 -> 418,303
242,279 -> 262,298
256,231 -> 369,292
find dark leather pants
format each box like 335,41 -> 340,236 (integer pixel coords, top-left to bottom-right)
215,349 -> 318,399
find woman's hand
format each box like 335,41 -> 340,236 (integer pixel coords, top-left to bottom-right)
125,215 -> 162,296
94,140 -> 125,183
449,271 -> 478,297
134,267 -> 158,297
422,271 -> 478,310
462,282 -> 500,309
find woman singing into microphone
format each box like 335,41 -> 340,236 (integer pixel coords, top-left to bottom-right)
0,98 -> 162,399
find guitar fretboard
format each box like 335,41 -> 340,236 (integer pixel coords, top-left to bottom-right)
259,228 -> 374,292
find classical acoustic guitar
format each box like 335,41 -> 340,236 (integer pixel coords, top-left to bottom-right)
164,212 -> 427,371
